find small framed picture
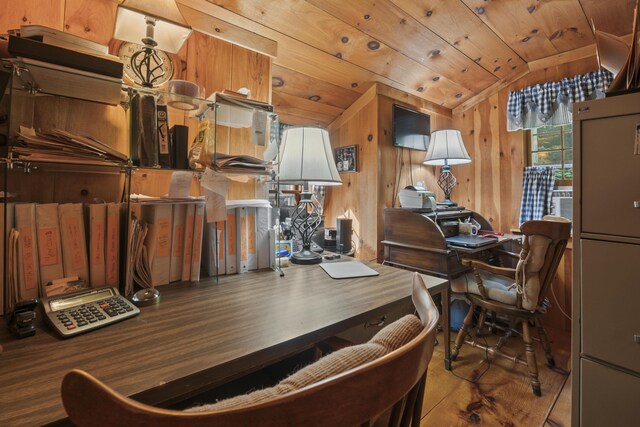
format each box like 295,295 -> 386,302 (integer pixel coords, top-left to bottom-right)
335,145 -> 358,173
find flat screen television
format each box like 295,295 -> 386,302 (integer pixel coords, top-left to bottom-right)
392,104 -> 430,151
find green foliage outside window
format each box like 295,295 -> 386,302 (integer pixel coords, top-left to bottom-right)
530,125 -> 572,181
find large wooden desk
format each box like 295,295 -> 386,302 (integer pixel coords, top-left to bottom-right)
0,262 -> 446,427
382,208 -> 515,370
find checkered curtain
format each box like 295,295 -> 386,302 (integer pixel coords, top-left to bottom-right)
519,166 -> 556,225
507,69 -> 613,131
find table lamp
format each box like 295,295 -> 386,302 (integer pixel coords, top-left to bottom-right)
423,129 -> 471,207
278,127 -> 342,264
113,0 -> 192,87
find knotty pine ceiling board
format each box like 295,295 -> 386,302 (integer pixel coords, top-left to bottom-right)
208,0 -> 473,107
579,0 -> 635,36
306,0 -> 498,93
389,0 -> 527,80
527,0 -> 595,53
461,0 -> 560,62
272,65 -> 361,110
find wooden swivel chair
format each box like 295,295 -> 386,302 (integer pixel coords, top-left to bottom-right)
61,273 -> 439,427
449,217 -> 571,396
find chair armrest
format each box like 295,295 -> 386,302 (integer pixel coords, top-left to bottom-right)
461,258 -> 516,279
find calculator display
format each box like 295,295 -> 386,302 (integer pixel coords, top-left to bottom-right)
49,289 -> 114,311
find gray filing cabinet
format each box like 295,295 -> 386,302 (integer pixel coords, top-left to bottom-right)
572,92 -> 640,426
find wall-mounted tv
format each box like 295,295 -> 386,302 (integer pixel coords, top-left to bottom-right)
392,104 -> 430,151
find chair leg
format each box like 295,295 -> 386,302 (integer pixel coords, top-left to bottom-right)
534,318 -> 555,367
451,303 -> 475,361
521,320 -> 541,396
474,308 -> 487,339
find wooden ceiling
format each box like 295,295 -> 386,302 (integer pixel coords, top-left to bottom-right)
177,0 -> 635,126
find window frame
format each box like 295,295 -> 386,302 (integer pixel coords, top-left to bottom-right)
525,124 -> 572,186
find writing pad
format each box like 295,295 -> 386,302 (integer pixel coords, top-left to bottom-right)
319,261 -> 380,279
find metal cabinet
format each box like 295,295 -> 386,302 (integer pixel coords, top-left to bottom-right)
573,92 -> 640,426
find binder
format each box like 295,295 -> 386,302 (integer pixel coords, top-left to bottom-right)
88,204 -> 106,288
190,203 -> 205,282
0,203 -> 15,314
181,204 -> 195,282
105,203 -> 120,287
225,210 -> 237,275
170,125 -> 189,169
36,203 -> 64,288
256,207 -> 271,270
15,203 -> 40,300
246,208 -> 257,271
216,221 -> 226,275
170,203 -> 186,283
237,207 -> 248,273
141,203 -> 172,287
59,203 -> 89,282
202,222 -> 215,277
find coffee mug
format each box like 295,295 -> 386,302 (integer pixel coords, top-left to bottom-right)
458,223 -> 479,236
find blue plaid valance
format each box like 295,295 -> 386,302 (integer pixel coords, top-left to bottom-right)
507,69 -> 613,131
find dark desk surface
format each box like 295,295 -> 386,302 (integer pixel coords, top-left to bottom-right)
0,262 -> 445,427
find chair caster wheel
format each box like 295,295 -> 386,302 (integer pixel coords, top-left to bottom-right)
546,358 -> 556,367
532,386 -> 542,397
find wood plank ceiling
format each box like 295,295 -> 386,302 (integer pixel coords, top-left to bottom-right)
179,0 -> 635,126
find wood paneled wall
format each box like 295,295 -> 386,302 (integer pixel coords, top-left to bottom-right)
0,0 -> 271,201
451,56 -> 599,233
324,83 -> 452,261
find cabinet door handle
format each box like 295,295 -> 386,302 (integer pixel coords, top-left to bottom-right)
635,335 -> 640,344
634,201 -> 640,209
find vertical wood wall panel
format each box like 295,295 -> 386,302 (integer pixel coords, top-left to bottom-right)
0,0 -> 64,34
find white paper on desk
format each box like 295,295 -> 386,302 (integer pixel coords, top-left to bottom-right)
205,189 -> 227,223
201,168 -> 229,197
168,171 -> 193,198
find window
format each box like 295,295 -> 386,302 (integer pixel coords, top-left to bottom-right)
528,125 -> 572,182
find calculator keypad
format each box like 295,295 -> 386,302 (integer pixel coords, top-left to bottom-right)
48,294 -> 139,336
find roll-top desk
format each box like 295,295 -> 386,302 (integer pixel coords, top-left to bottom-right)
382,207 -> 497,279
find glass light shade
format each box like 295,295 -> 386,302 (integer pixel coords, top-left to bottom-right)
113,0 -> 192,53
278,127 -> 342,186
423,129 -> 471,166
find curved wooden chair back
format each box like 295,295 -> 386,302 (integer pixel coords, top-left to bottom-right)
520,218 -> 571,308
62,273 -> 439,427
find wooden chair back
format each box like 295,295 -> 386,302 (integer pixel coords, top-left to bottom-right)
520,218 -> 571,309
61,274 -> 439,427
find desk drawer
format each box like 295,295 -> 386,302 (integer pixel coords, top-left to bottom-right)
580,359 -> 640,427
581,239 -> 640,373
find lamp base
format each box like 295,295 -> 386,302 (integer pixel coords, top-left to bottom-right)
437,200 -> 458,207
290,249 -> 323,265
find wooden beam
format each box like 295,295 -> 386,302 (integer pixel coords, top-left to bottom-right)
177,3 -> 277,58
328,84 -> 378,131
528,33 -> 633,72
452,67 -> 529,115
376,84 -> 452,118
273,92 -> 343,126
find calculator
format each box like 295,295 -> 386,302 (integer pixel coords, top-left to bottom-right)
41,287 -> 140,338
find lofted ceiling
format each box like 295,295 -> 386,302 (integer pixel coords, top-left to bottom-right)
177,0 -> 635,126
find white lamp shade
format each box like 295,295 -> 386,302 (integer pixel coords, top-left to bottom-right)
113,1 -> 192,53
278,127 -> 342,186
423,129 -> 471,166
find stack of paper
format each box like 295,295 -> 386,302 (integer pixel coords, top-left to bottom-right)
14,127 -> 128,165
598,0 -> 640,92
213,153 -> 273,175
